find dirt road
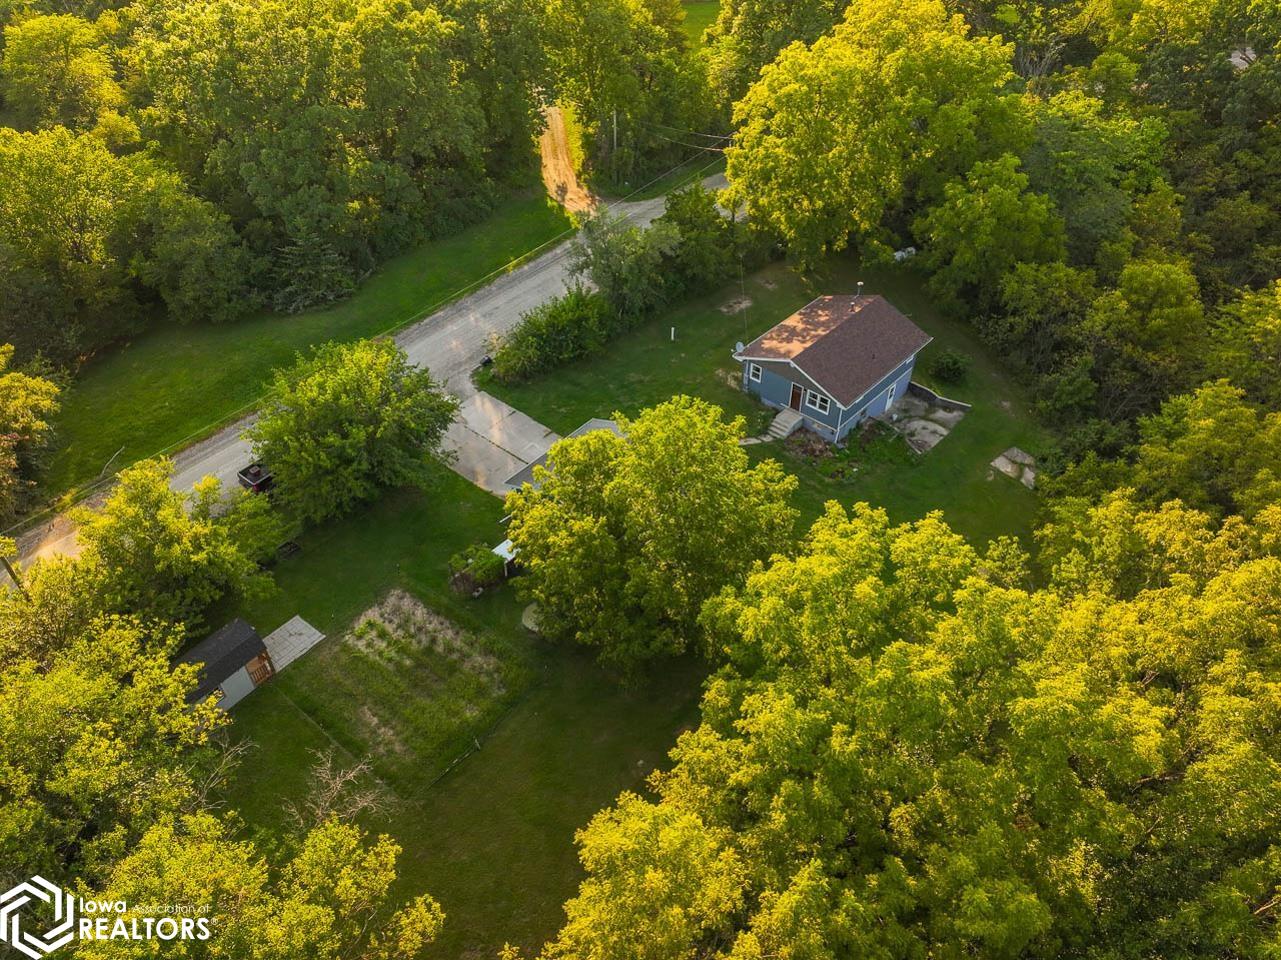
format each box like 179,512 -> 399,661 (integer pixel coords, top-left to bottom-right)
540,106 -> 596,215
13,168 -> 727,566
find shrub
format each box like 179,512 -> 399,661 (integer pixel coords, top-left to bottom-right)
568,213 -> 680,320
448,543 -> 506,594
930,349 -> 972,385
657,183 -> 737,295
490,286 -> 612,383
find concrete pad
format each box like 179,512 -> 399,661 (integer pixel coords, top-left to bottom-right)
895,396 -> 932,418
1003,446 -> 1036,467
444,392 -> 560,496
457,393 -> 559,463
900,419 -> 950,452
264,615 -> 325,671
927,407 -> 967,429
443,420 -> 529,496
991,455 -> 1022,480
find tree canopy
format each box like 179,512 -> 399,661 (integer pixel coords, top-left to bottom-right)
726,0 -> 1026,264
247,339 -> 457,523
506,396 -> 797,671
537,500 -> 1281,958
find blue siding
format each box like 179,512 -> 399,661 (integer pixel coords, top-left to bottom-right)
742,361 -> 842,439
741,352 -> 921,443
834,354 -> 918,441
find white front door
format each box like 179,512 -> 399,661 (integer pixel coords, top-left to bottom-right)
886,382 -> 897,407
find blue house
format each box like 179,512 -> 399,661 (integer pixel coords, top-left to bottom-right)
733,294 -> 932,443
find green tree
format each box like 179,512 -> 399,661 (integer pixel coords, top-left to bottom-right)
568,212 -> 681,320
490,286 -> 612,383
73,457 -> 282,625
0,344 -> 60,519
988,261 -> 1097,375
0,554 -> 96,667
0,127 -> 251,362
1126,380 -> 1281,519
656,182 -> 741,294
247,339 -> 458,523
1022,91 -> 1167,265
1210,280 -> 1281,406
129,0 -> 488,286
505,396 -> 797,671
706,0 -> 854,103
0,614 -> 225,881
1080,256 -> 1204,420
0,14 -> 123,130
82,814 -> 444,960
726,0 -> 1027,265
541,500 -> 1281,958
914,154 -> 1066,309
546,0 -> 715,179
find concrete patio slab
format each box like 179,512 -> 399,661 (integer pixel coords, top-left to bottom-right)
264,615 -> 325,671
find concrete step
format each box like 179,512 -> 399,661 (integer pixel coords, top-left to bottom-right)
767,407 -> 803,439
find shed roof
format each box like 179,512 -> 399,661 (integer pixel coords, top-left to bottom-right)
505,418 -> 621,489
735,295 -> 932,408
178,618 -> 265,702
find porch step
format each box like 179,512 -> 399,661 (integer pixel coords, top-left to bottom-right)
767,407 -> 804,439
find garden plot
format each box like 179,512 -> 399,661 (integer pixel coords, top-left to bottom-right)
275,589 -> 525,792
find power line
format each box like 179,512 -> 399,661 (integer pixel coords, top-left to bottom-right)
648,133 -> 726,153
633,119 -> 735,142
3,152 -> 727,541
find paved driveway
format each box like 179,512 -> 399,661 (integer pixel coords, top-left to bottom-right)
13,173 -> 726,565
445,393 -> 559,496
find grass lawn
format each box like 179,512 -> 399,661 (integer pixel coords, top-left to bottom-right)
43,190 -> 573,501
682,0 -> 721,42
218,465 -> 707,957
481,257 -> 1049,547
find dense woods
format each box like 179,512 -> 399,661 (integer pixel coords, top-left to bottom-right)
723,0 -> 1281,471
6,0 -> 1281,955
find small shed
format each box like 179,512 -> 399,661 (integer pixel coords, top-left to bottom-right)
178,618 -> 276,710
504,418 -> 621,489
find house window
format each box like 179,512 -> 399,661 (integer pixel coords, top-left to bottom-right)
805,390 -> 831,415
748,362 -> 762,383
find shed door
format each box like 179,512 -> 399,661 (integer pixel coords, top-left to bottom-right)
789,384 -> 803,411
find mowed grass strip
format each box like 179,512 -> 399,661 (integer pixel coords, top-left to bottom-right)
482,256 -> 1048,546
682,0 -> 721,43
43,189 -> 573,499
217,464 -> 708,957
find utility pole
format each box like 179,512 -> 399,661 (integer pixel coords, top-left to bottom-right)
1,555 -> 29,601
612,109 -> 618,154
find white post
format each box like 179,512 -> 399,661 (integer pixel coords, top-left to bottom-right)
670,327 -> 675,341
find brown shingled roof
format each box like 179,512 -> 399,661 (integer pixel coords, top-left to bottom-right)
736,295 -> 932,407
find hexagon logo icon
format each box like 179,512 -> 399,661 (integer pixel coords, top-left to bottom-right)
0,876 -> 77,959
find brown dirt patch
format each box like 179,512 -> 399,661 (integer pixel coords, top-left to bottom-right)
540,106 -> 596,215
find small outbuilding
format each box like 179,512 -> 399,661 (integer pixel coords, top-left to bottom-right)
504,418 -> 621,490
178,618 -> 276,710
733,294 -> 932,443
